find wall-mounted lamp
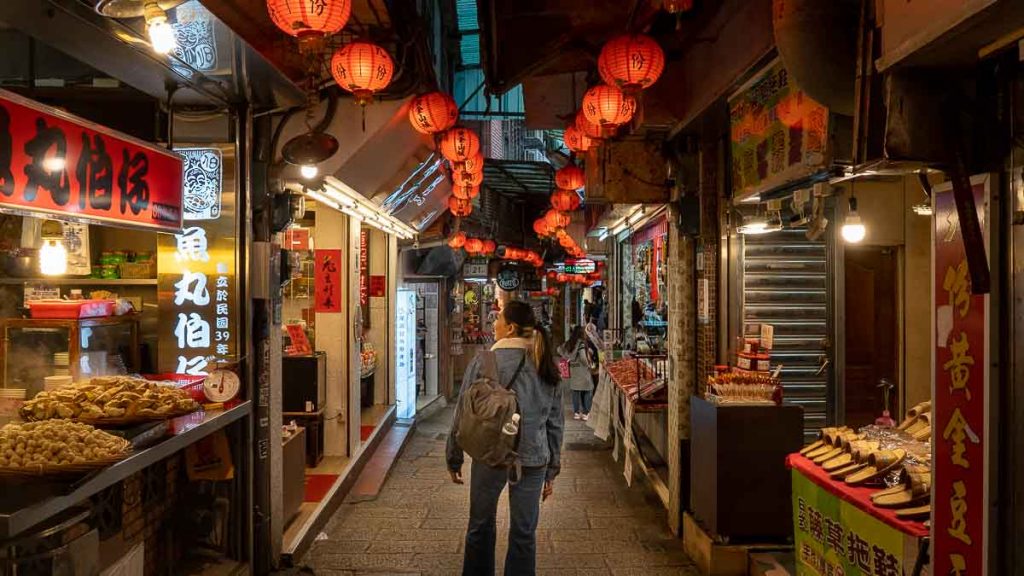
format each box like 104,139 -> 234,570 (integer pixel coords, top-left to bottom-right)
39,220 -> 67,276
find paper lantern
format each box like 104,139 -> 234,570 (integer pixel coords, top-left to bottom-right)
408,92 -> 458,135
453,169 -> 484,187
533,219 -> 551,236
575,111 -> 604,140
481,240 -> 496,254
268,0 -> 351,51
555,165 -> 586,190
456,152 -> 485,175
452,184 -> 480,200
563,125 -> 592,153
550,189 -> 580,212
598,34 -> 666,94
448,231 -> 467,250
556,273 -> 567,283
465,238 -> 484,254
330,42 -> 394,105
583,85 -> 637,131
545,209 -> 569,229
448,196 -> 472,217
440,127 -> 480,163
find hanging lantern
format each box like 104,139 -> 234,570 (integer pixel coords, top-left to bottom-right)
448,231 -> 467,250
481,239 -> 496,255
545,209 -> 570,229
452,184 -> 480,200
465,238 -> 484,254
582,85 -> 637,133
555,165 -> 586,190
453,169 -> 484,187
268,0 -> 351,52
556,273 -> 568,283
533,219 -> 551,236
598,34 -> 666,94
408,92 -> 458,135
330,42 -> 394,106
448,196 -> 472,217
661,0 -> 694,13
563,125 -> 592,154
439,127 -> 481,163
575,111 -> 604,141
550,189 -> 579,212
455,152 -> 485,176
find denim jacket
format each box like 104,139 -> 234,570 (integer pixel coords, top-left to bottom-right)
446,338 -> 565,481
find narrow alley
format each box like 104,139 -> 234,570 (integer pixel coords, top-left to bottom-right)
302,404 -> 698,576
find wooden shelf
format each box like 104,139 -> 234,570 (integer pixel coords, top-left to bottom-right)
0,278 -> 157,286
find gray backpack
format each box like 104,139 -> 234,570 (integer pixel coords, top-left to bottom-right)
456,350 -> 526,470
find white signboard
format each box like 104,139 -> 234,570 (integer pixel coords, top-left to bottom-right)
395,289 -> 417,419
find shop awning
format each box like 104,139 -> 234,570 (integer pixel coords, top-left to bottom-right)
482,160 -> 555,197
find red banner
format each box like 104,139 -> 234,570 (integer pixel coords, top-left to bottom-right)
314,249 -> 342,313
370,275 -> 386,297
933,175 -> 989,575
0,89 -> 183,232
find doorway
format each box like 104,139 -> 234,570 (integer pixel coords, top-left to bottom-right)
843,246 -> 898,429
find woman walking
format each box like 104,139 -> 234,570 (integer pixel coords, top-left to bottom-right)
559,325 -> 594,420
447,300 -> 564,576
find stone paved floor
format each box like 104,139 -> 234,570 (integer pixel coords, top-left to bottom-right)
302,400 -> 699,575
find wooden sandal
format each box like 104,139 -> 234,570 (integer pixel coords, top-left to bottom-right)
813,433 -> 861,465
894,504 -> 931,519
904,412 -> 932,437
829,462 -> 865,479
845,449 -> 906,486
803,427 -> 851,459
822,440 -> 878,471
897,401 -> 931,431
874,467 -> 931,508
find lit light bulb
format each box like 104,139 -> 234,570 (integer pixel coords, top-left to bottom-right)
841,198 -> 866,243
42,157 -> 65,172
39,238 -> 67,276
145,3 -> 176,55
300,164 -> 319,179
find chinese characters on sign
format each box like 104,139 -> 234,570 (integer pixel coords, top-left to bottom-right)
314,249 -> 342,313
158,147 -> 236,375
0,89 -> 183,231
728,59 -> 829,201
933,176 -> 989,576
359,229 -> 370,326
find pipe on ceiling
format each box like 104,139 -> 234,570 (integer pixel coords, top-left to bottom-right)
772,0 -> 859,117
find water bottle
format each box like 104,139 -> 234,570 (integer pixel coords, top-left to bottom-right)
502,413 -> 521,436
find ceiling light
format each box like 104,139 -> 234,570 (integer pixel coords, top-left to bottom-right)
299,164 -> 318,180
841,197 -> 867,243
738,214 -> 771,235
144,2 -> 177,54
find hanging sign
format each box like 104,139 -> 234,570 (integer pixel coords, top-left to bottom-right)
559,258 -> 596,274
359,229 -> 370,327
285,324 -> 312,356
932,175 -> 990,576
0,89 -> 183,231
728,58 -> 829,202
314,249 -> 342,313
369,275 -> 386,297
158,146 -> 236,376
283,227 -> 310,251
496,267 -> 521,291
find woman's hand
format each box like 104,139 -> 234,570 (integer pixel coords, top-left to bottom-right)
449,469 -> 464,485
542,479 -> 554,501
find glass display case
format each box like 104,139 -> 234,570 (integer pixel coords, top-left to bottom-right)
0,316 -> 141,398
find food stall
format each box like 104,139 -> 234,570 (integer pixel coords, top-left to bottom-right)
0,89 -> 249,573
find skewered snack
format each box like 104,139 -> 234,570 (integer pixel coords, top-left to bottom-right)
0,420 -> 129,469
20,376 -> 199,424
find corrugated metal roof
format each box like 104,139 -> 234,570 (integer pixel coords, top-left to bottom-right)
453,0 -> 523,118
483,159 -> 554,197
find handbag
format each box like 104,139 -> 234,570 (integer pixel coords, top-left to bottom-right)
558,357 -> 571,379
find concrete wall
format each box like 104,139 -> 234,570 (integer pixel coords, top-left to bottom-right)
315,208 -> 351,457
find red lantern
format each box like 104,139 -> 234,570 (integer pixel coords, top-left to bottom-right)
559,235 -> 573,248
661,0 -> 694,13
481,239 -> 496,254
455,152 -> 485,175
582,85 -> 637,131
550,189 -> 580,212
545,209 -> 570,229
448,196 -> 472,217
330,42 -> 394,105
546,270 -> 558,280
575,111 -> 604,141
533,219 -> 551,236
556,273 -> 568,283
555,165 -> 586,190
440,127 -> 480,163
563,124 -> 592,154
452,184 -> 480,200
598,35 -> 666,94
408,92 -> 458,135
465,238 -> 484,254
453,169 -> 484,187
448,231 -> 467,249
267,0 -> 351,52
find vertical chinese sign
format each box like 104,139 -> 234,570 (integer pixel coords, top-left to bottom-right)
314,249 -> 342,313
933,175 -> 989,575
158,146 -> 237,375
728,58 -> 829,201
359,229 -> 370,327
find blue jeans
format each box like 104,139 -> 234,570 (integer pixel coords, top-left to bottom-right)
572,390 -> 593,414
463,460 -> 546,576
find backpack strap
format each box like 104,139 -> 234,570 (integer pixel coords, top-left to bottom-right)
478,350 -> 499,382
503,351 -> 527,390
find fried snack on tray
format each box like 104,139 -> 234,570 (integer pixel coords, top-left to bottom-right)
0,420 -> 127,468
20,376 -> 199,423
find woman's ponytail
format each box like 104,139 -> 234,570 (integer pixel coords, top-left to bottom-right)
533,325 -> 560,386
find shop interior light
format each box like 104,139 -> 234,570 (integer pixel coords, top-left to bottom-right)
299,164 -> 319,180
627,207 -> 645,226
597,229 -> 609,242
144,2 -> 177,55
322,176 -> 418,239
841,197 -> 867,243
912,201 -> 933,216
39,220 -> 67,276
42,157 -> 66,172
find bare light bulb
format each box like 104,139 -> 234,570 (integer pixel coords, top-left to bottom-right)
42,157 -> 66,172
39,239 -> 68,276
144,3 -> 176,55
841,198 -> 867,243
299,164 -> 319,179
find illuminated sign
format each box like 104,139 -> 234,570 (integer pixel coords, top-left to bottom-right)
559,258 -> 596,274
497,267 -> 521,291
158,146 -> 237,375
173,1 -> 218,72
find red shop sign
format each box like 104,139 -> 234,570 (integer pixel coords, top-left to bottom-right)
314,249 -> 342,313
0,89 -> 183,232
932,175 -> 990,575
369,275 -> 386,297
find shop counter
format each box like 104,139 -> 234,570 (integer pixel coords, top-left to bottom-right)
0,401 -> 251,539
787,453 -> 929,575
